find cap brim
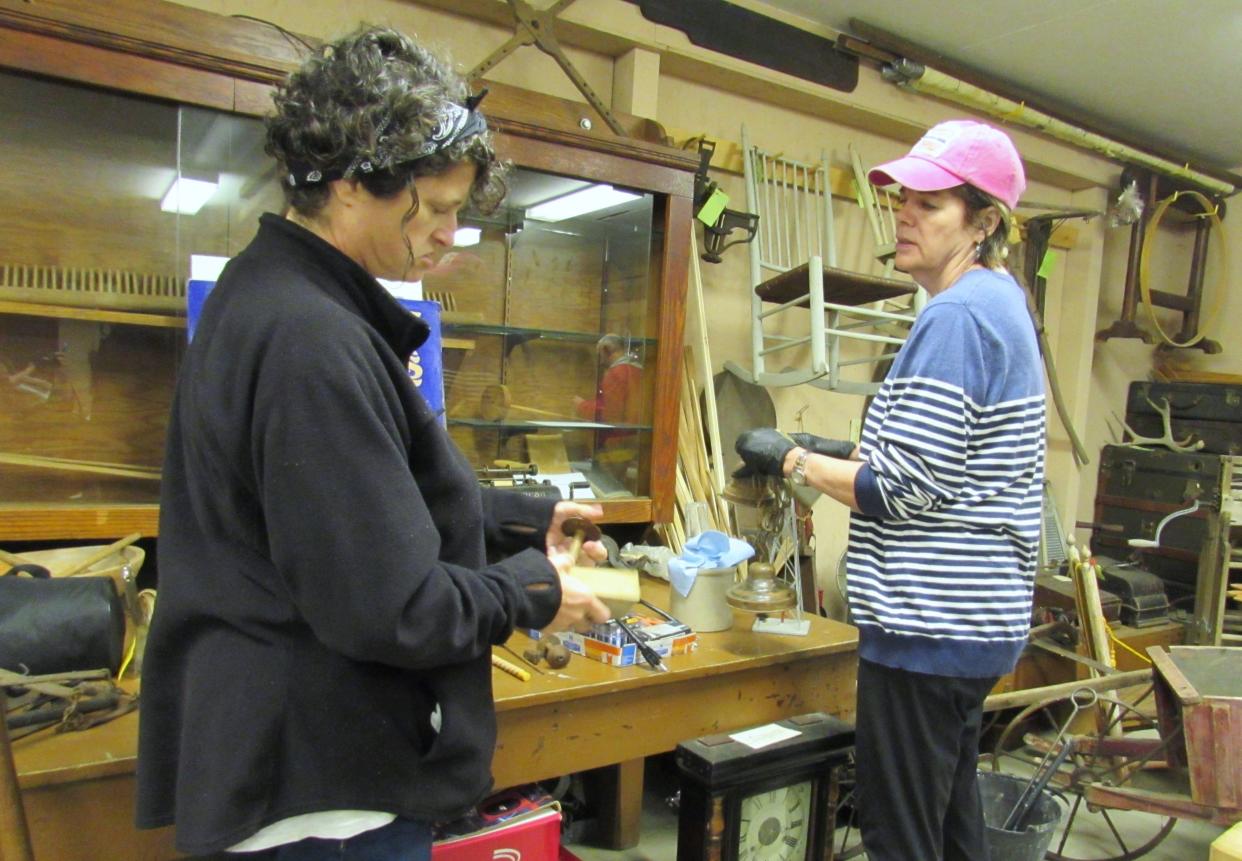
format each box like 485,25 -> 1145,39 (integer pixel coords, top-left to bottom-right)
868,155 -> 966,193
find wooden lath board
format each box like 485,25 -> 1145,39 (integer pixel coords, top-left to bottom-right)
668,127 -> 1079,250
0,264 -> 184,314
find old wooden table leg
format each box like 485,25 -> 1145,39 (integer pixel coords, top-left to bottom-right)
581,757 -> 645,849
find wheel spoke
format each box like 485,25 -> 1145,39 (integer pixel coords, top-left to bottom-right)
1100,808 -> 1130,854
1055,793 -> 1084,855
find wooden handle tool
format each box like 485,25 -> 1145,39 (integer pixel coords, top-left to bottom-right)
0,548 -> 50,578
0,548 -> 37,569
561,516 -> 601,561
57,532 -> 142,578
0,689 -> 35,861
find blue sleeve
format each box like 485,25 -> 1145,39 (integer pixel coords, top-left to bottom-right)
859,302 -> 986,520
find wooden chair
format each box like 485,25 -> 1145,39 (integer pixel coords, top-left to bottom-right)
725,126 -> 921,396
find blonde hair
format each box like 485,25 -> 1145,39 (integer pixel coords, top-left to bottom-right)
951,184 -> 1013,269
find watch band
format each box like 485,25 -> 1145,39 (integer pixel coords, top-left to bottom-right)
790,448 -> 809,485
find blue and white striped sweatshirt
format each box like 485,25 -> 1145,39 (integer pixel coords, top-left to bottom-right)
848,268 -> 1046,678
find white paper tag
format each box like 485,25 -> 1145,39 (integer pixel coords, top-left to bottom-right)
729,723 -> 802,750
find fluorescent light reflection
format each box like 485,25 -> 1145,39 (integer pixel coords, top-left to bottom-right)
527,184 -> 641,222
161,176 -> 218,214
453,227 -> 482,246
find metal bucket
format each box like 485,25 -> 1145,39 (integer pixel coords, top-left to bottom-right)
977,770 -> 1063,861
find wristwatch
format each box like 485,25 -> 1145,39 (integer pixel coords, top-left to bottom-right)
790,448 -> 809,485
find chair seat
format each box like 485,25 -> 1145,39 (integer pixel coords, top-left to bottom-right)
756,262 -> 916,308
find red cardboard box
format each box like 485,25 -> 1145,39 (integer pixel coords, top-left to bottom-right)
432,807 -> 560,860
432,785 -> 561,861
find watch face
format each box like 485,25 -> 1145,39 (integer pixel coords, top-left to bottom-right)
737,779 -> 812,860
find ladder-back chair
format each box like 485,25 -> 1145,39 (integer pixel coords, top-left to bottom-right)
727,126 -> 921,396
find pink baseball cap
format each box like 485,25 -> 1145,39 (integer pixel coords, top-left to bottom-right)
868,120 -> 1026,210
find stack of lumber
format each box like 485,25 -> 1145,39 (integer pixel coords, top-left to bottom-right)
655,350 -> 732,555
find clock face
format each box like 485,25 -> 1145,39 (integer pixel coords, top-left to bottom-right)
737,779 -> 812,861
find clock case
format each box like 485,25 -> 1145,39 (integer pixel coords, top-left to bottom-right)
675,712 -> 854,861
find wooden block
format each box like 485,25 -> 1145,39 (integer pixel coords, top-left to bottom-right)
568,565 -> 641,619
1211,821 -> 1242,861
525,433 -> 570,474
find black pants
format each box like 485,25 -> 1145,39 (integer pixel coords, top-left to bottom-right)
855,658 -> 999,861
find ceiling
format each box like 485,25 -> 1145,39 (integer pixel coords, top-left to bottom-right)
759,0 -> 1242,183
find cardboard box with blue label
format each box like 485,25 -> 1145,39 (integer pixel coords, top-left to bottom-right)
527,611 -> 696,667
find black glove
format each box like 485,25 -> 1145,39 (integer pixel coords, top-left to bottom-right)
790,432 -> 855,459
733,428 -> 796,478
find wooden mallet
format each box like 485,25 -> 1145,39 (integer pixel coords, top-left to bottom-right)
558,517 -> 640,620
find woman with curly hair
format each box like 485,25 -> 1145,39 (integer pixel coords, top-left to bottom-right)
136,25 -> 610,860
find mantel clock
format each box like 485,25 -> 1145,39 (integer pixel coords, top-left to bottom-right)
675,713 -> 854,861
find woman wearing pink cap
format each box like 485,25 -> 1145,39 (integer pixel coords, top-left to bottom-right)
736,120 -> 1045,859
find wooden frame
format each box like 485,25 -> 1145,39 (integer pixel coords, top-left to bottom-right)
0,0 -> 695,537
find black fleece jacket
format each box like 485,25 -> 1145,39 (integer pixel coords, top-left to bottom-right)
135,214 -> 562,855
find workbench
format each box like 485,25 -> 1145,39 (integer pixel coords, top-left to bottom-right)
11,582 -> 859,859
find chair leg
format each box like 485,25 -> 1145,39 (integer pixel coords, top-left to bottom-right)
1,690 -> 36,861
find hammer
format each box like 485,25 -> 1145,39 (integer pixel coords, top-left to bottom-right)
561,516 -> 602,563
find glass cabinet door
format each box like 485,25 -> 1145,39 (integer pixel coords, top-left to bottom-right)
428,167 -> 659,500
0,69 -> 279,528
0,62 -> 673,528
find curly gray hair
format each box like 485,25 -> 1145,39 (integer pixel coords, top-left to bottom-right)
264,25 -> 505,219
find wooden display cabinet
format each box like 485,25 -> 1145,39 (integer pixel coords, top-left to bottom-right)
0,0 -> 695,540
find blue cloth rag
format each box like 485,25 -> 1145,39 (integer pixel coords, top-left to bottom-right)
668,531 -> 754,597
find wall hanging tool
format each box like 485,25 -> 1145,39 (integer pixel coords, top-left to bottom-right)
468,0 -> 626,136
1097,171 -> 1227,353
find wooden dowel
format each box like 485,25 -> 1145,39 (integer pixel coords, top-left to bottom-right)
982,669 -> 1152,713
0,548 -> 37,569
0,452 -> 161,480
56,532 -> 142,578
0,688 -> 36,861
0,668 -> 110,686
14,453 -> 160,473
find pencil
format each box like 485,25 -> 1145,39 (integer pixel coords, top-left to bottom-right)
491,653 -> 531,682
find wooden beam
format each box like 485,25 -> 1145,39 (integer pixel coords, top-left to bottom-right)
612,47 -> 660,120
667,127 -> 1079,249
401,0 -> 1114,192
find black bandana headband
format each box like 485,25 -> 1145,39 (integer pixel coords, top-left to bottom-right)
285,90 -> 488,188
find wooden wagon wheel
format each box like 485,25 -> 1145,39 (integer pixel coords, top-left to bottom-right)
989,689 -> 1179,861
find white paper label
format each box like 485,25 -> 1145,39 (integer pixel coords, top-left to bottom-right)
729,723 -> 802,750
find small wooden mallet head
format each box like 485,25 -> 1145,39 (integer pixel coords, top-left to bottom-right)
561,516 -> 602,561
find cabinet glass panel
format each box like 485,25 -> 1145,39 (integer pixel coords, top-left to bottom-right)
0,69 -> 278,515
427,167 -> 658,500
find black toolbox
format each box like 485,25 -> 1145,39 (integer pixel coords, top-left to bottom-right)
1126,381 -> 1242,455
1093,444 -> 1223,592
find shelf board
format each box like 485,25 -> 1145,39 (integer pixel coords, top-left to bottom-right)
0,498 -> 649,537
448,418 -> 651,431
0,504 -> 160,540
0,299 -> 186,329
441,323 -> 655,346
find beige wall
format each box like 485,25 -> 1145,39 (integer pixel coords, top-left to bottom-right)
172,0 -> 1241,614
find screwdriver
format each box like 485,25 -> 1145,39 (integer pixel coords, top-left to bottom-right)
614,616 -> 668,673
